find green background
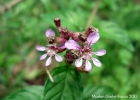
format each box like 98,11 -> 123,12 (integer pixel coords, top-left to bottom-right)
0,0 -> 140,100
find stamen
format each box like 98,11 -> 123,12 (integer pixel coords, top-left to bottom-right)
82,52 -> 93,60
47,49 -> 56,56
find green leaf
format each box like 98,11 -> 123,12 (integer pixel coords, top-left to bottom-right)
42,66 -> 83,100
3,86 -> 43,100
98,21 -> 134,51
83,86 -> 116,100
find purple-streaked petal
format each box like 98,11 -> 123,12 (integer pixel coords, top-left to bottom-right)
87,32 -> 100,46
65,40 -> 81,50
40,53 -> 47,60
85,60 -> 92,71
93,49 -> 106,56
92,58 -> 102,67
75,58 -> 82,67
55,54 -> 63,62
45,29 -> 55,37
36,45 -> 46,51
45,56 -> 52,66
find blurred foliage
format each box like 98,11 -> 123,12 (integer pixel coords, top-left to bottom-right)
3,86 -> 43,100
0,0 -> 140,100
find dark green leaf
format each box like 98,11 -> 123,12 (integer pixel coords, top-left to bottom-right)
42,66 -> 83,100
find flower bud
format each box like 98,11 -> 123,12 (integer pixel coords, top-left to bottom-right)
54,17 -> 61,27
79,33 -> 87,42
56,37 -> 66,44
71,32 -> 80,41
47,36 -> 56,44
65,50 -> 75,64
65,50 -> 82,64
85,26 -> 99,37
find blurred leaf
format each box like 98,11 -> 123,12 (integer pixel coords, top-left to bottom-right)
24,69 -> 41,80
3,86 -> 43,100
101,76 -> 119,92
42,66 -> 83,100
118,73 -> 139,96
113,66 -> 130,85
82,85 -> 116,100
128,30 -> 140,41
5,55 -> 22,67
119,49 -> 133,66
41,0 -> 53,11
98,21 -> 134,51
0,52 -> 7,66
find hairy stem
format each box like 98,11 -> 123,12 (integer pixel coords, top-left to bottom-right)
46,68 -> 54,82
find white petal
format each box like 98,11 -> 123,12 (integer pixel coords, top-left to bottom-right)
75,58 -> 82,67
36,45 -> 46,51
65,40 -> 81,50
93,49 -> 106,56
55,54 -> 63,62
92,58 -> 102,67
87,32 -> 100,46
46,29 -> 55,37
85,60 -> 92,71
40,54 -> 47,60
45,56 -> 52,66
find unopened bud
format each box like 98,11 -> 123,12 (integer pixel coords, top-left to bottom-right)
48,36 -> 56,44
54,17 -> 61,27
56,37 -> 66,44
71,32 -> 80,41
79,33 -> 87,42
65,50 -> 82,64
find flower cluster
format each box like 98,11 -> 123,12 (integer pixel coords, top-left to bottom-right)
36,18 -> 106,72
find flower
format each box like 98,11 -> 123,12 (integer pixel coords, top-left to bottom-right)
36,29 -> 63,66
65,32 -> 106,71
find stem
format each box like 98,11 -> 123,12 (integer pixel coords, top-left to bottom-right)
85,0 -> 101,29
46,68 -> 54,82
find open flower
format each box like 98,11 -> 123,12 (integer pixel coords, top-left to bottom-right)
36,29 -> 63,66
65,32 -> 106,71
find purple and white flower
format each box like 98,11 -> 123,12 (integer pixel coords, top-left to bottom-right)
36,29 -> 63,66
65,32 -> 106,71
